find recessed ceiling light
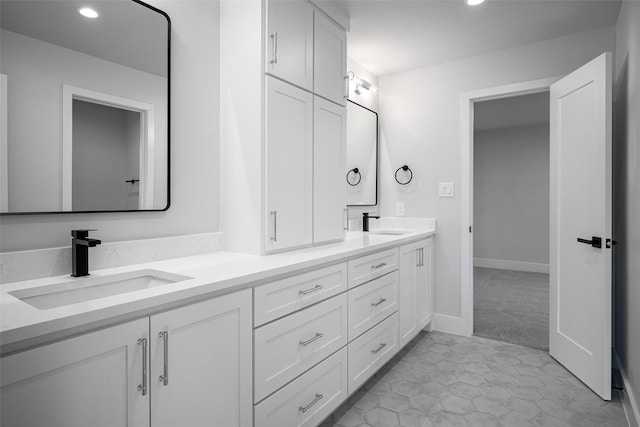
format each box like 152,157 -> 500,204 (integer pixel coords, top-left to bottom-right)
78,7 -> 99,18
466,0 -> 485,5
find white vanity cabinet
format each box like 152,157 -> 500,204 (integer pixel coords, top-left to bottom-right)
0,318 -> 149,427
265,0 -> 314,91
314,12 -> 347,106
398,238 -> 434,349
265,77 -> 314,251
0,290 -> 253,427
313,95 -> 347,243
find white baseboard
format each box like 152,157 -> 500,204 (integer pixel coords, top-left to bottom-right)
615,352 -> 640,427
431,313 -> 470,337
474,258 -> 549,274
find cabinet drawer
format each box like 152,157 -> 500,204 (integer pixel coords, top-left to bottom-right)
254,348 -> 348,427
254,294 -> 348,402
348,248 -> 399,288
348,312 -> 399,394
348,271 -> 398,341
254,263 -> 347,327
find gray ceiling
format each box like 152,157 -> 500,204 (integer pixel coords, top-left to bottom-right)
326,0 -> 622,76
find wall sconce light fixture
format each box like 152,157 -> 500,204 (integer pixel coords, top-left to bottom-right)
348,71 -> 377,95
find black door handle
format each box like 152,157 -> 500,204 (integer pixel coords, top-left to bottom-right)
577,236 -> 602,248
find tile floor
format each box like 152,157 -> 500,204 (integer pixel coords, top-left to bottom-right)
323,331 -> 627,427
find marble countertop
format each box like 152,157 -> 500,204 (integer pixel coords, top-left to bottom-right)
0,229 -> 435,355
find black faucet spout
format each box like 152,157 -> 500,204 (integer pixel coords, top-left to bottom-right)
71,229 -> 101,277
362,212 -> 380,232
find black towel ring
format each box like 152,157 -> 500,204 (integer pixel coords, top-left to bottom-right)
346,168 -> 362,186
395,165 -> 413,185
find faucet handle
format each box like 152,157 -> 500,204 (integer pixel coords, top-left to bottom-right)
71,229 -> 98,239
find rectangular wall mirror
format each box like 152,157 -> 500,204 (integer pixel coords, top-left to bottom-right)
346,99 -> 378,206
0,0 -> 170,214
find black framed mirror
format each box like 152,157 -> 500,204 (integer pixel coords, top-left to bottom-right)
346,99 -> 378,206
0,0 -> 170,214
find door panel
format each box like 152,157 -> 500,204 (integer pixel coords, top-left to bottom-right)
549,52 -> 612,400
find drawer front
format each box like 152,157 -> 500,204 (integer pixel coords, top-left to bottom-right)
254,348 -> 348,427
254,263 -> 348,327
348,312 -> 399,394
348,271 -> 398,341
254,294 -> 348,402
348,248 -> 398,289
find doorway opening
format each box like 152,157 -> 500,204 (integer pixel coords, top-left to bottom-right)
472,92 -> 550,350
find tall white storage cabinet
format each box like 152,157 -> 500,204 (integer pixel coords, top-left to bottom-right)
221,0 -> 348,255
398,238 -> 434,349
0,319 -> 150,427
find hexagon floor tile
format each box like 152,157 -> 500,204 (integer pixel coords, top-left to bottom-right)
323,331 -> 628,427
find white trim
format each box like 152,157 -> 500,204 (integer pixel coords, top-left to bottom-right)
0,74 -> 8,212
460,76 -> 561,337
473,258 -> 549,274
62,84 -> 155,211
431,313 -> 469,336
615,352 -> 640,427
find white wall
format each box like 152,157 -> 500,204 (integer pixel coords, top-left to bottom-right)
0,29 -> 167,212
474,124 -> 549,270
379,26 -> 616,319
614,0 -> 640,418
0,1 -> 220,252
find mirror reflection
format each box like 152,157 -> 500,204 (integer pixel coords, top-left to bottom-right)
346,100 -> 378,206
0,0 -> 170,213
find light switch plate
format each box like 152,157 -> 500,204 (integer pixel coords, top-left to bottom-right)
439,182 -> 454,198
396,202 -> 405,216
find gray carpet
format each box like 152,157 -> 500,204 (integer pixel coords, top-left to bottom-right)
474,267 -> 549,350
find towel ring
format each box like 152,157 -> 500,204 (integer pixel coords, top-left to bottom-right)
395,165 -> 413,185
346,168 -> 362,186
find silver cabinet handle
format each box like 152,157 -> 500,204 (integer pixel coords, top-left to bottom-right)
299,284 -> 323,296
137,338 -> 147,396
343,75 -> 349,99
371,262 -> 387,270
299,332 -> 324,347
371,298 -> 387,307
416,248 -> 421,267
158,331 -> 169,386
270,32 -> 278,64
419,248 -> 424,267
299,393 -> 324,413
371,342 -> 387,355
270,211 -> 277,242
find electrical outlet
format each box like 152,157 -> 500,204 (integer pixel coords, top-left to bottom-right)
396,202 -> 405,216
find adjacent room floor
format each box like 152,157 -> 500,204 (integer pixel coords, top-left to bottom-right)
474,267 -> 549,351
325,331 -> 627,427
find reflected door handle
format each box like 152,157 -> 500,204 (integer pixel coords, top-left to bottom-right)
577,236 -> 602,249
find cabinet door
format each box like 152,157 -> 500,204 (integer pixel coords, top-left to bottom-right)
313,96 -> 346,243
398,240 -> 420,349
150,289 -> 252,427
265,77 -> 313,252
1,319 -> 149,427
265,0 -> 313,90
314,12 -> 347,106
416,238 -> 434,330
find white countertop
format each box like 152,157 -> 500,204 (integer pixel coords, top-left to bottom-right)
0,229 -> 434,354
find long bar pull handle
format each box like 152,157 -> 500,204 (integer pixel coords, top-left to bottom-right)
137,338 -> 147,396
270,211 -> 277,242
420,248 -> 424,267
270,32 -> 278,64
371,298 -> 387,307
371,342 -> 387,355
343,75 -> 350,99
344,208 -> 349,230
577,236 -> 602,249
299,284 -> 323,296
158,331 -> 169,386
371,262 -> 387,270
299,332 -> 324,347
299,393 -> 324,413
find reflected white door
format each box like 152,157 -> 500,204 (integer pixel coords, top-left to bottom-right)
549,52 -> 612,400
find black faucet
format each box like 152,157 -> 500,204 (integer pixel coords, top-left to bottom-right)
362,212 -> 380,232
71,229 -> 101,277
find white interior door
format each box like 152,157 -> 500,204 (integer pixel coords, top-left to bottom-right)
549,52 -> 612,400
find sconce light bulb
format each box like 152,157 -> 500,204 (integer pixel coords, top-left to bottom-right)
78,7 -> 99,18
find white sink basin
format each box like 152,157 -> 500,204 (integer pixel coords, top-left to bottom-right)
369,229 -> 410,236
10,269 -> 193,310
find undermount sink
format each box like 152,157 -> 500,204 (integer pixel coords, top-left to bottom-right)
369,229 -> 410,236
10,269 -> 193,310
